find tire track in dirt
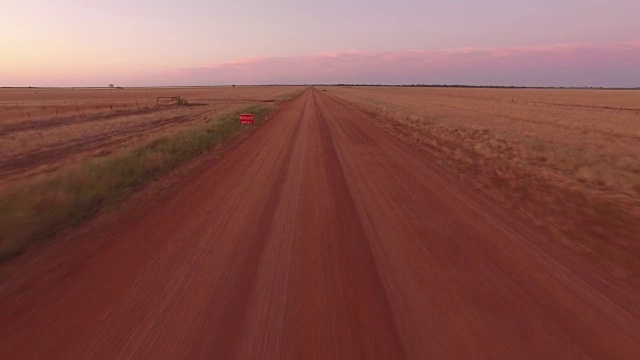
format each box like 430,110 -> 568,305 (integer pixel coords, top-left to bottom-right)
0,106 -> 171,134
0,115 -> 191,178
203,91 -> 309,359
0,108 -> 223,179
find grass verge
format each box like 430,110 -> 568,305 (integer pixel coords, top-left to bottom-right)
0,104 -> 270,261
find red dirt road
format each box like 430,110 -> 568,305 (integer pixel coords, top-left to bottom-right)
1,88 -> 639,358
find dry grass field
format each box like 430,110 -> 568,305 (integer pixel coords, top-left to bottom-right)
0,86 -> 303,258
0,86 -> 302,182
323,86 -> 640,282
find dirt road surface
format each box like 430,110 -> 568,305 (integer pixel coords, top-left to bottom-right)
1,88 -> 639,358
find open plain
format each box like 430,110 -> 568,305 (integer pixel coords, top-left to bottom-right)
0,86 -> 301,181
0,87 -> 639,358
324,86 -> 640,285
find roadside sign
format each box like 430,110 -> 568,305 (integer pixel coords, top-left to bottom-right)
239,114 -> 254,125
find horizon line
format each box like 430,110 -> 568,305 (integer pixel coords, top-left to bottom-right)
2,84 -> 640,90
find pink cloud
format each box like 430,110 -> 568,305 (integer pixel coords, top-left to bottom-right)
135,42 -> 640,87
13,42 -> 631,88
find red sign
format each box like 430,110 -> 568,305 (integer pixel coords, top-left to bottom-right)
239,114 -> 254,125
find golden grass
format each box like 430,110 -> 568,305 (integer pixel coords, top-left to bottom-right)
323,86 -> 640,281
0,86 -> 303,181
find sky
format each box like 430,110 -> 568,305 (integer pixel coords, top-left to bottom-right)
1,0 -> 639,87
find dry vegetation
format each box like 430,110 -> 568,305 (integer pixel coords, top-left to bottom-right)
0,86 -> 303,259
323,86 -> 640,282
0,86 -> 301,181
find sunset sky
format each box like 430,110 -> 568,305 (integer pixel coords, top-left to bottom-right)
1,0 -> 639,87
